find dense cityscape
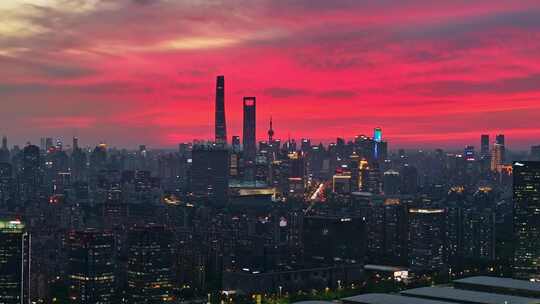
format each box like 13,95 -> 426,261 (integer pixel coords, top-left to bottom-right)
0,75 -> 539,304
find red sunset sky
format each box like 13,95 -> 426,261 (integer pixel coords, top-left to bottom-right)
1,0 -> 540,150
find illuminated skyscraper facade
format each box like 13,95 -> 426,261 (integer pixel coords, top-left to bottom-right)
513,161 -> 540,280
67,229 -> 116,304
0,220 -> 29,304
215,75 -> 227,144
408,208 -> 446,270
127,225 -> 174,303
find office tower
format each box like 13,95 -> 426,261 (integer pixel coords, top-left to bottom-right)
127,225 -> 174,304
408,208 -> 446,270
89,144 -> 107,172
67,229 -> 116,304
491,143 -> 503,172
481,135 -> 490,158
20,145 -> 41,202
383,170 -> 400,195
373,127 -> 382,142
215,75 -> 227,144
231,136 -> 241,153
496,134 -> 506,163
513,161 -> 540,280
464,145 -> 476,161
72,137 -> 79,150
400,165 -> 418,195
531,145 -> 540,161
242,97 -> 256,162
303,215 -> 366,265
0,220 -> 29,304
0,136 -> 9,163
43,137 -> 53,151
190,144 -> 229,206
301,138 -> 311,153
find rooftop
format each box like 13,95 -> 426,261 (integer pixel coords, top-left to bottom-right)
401,286 -> 540,304
454,276 -> 540,293
342,293 -> 455,304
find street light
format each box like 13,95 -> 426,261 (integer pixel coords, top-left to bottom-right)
278,286 -> 283,298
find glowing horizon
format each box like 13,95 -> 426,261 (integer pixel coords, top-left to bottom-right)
1,0 -> 540,150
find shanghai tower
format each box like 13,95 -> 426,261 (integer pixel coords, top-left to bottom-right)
215,75 -> 227,144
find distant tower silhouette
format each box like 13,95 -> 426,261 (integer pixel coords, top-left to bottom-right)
215,76 -> 227,144
243,97 -> 256,162
268,117 -> 274,142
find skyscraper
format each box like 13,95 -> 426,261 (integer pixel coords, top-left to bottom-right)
408,208 -> 446,270
127,225 -> 174,303
67,229 -> 116,304
480,134 -> 490,158
215,75 -> 227,144
20,145 -> 41,202
0,220 -> 29,304
190,143 -> 229,206
491,143 -> 503,172
513,161 -> 540,280
243,97 -> 256,162
0,136 -> 9,163
373,127 -> 382,159
496,134 -> 506,163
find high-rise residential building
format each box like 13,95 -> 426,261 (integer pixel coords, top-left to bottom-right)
462,208 -> 496,261
127,225 -> 174,304
408,208 -> 446,270
0,163 -> 14,208
190,143 -> 229,206
0,220 -> 29,304
215,75 -> 227,145
242,97 -> 256,162
67,229 -> 116,304
303,215 -> 366,266
513,161 -> 540,280
480,134 -> 490,158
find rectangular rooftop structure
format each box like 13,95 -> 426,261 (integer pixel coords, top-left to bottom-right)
454,276 -> 540,298
401,286 -> 540,304
342,293 -> 456,304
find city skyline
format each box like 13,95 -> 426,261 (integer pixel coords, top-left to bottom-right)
1,1 -> 540,149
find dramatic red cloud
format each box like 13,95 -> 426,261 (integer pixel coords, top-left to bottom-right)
1,0 -> 540,150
